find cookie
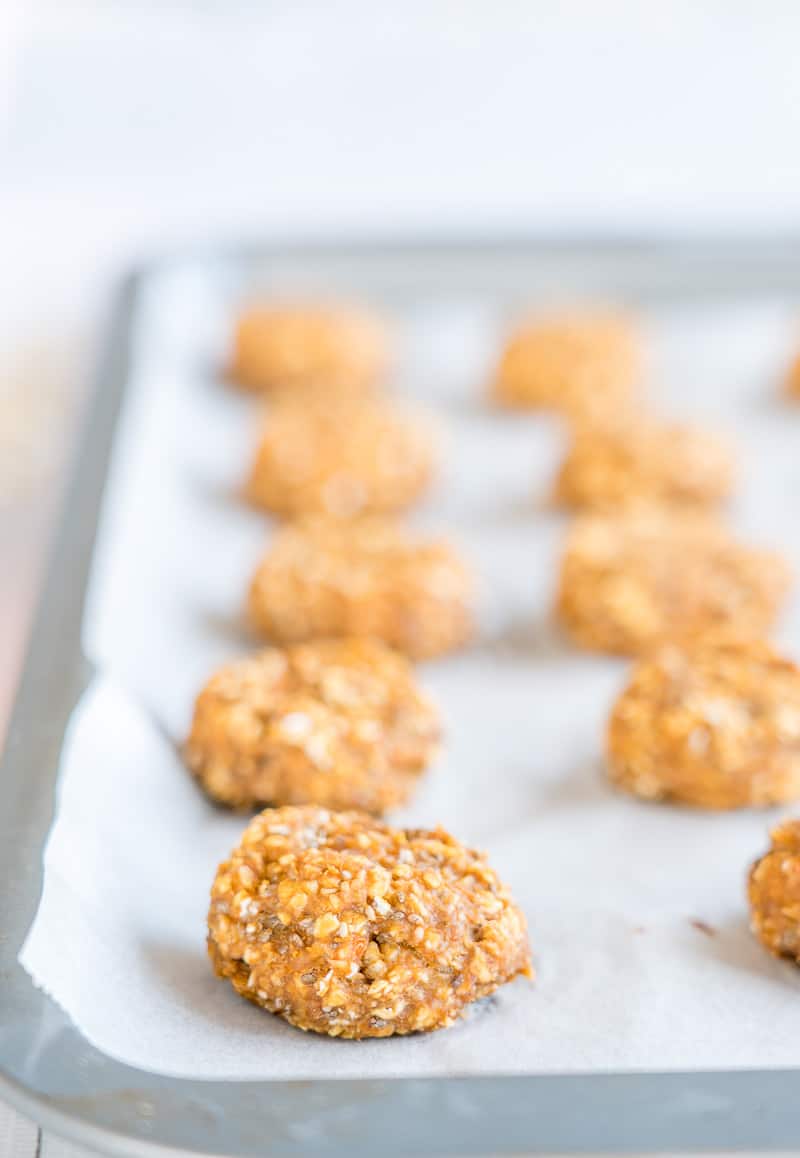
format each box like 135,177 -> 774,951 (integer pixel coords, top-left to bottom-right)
491,311 -> 640,417
554,416 -> 735,510
607,634 -> 800,808
247,398 -> 437,518
247,517 -> 474,660
208,805 -> 532,1037
556,510 -> 790,655
749,821 -> 800,965
230,304 -> 388,395
185,639 -> 440,813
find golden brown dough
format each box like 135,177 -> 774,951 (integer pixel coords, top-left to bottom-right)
556,510 -> 791,656
208,805 -> 532,1037
248,517 -> 474,660
230,304 -> 388,395
554,416 -> 736,510
185,639 -> 440,813
749,820 -> 800,964
607,634 -> 800,808
491,311 -> 640,417
247,398 -> 437,519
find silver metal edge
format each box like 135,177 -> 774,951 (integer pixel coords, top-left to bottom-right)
1,239 -> 800,1156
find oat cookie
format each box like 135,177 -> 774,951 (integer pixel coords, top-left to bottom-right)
749,821 -> 800,964
247,398 -> 437,518
607,634 -> 800,808
185,639 -> 440,813
556,510 -> 790,655
208,805 -> 532,1037
248,517 -> 474,660
554,416 -> 735,510
230,304 -> 388,395
491,311 -> 640,416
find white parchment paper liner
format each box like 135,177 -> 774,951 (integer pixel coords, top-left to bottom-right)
20,270 -> 800,1078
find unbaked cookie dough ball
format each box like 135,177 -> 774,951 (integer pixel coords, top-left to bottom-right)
607,634 -> 800,808
230,304 -> 389,395
208,805 -> 532,1038
185,639 -> 440,814
247,398 -> 437,519
554,416 -> 736,510
556,510 -> 791,655
248,518 -> 474,660
491,311 -> 640,417
749,821 -> 800,965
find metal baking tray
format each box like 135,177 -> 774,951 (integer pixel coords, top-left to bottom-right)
3,238 -> 800,1157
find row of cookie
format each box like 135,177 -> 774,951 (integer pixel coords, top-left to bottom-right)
196,306 -> 467,819
231,298 -> 800,410
500,310 -> 800,972
244,393 -> 739,519
202,303 -> 529,1040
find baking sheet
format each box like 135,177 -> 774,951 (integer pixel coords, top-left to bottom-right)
19,267 -> 800,1081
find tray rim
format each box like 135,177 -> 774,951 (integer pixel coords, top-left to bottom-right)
3,236 -> 800,1156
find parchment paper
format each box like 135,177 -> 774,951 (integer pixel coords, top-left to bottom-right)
20,267 -> 800,1079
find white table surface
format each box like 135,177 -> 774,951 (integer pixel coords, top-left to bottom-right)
3,1 -> 800,1152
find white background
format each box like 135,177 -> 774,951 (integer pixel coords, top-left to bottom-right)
3,0 -> 800,392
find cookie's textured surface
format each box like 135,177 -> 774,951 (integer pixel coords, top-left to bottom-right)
749,820 -> 800,964
555,417 -> 735,510
248,399 -> 437,518
248,517 -> 474,660
208,806 -> 532,1037
556,510 -> 790,655
185,639 -> 440,813
607,634 -> 800,808
491,311 -> 640,416
230,304 -> 388,394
